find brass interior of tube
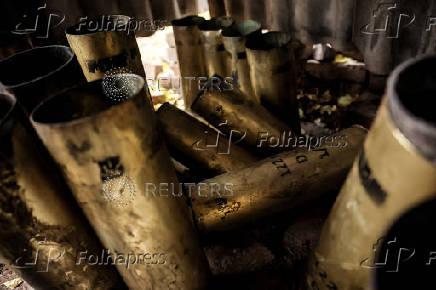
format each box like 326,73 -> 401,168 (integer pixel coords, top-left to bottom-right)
0,46 -> 74,88
32,74 -> 144,124
395,57 -> 436,125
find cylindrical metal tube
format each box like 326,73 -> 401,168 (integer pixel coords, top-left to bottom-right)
0,92 -> 124,289
198,19 -> 231,78
0,45 -> 85,113
190,127 -> 367,231
31,74 -> 209,289
191,84 -> 293,156
246,31 -> 300,133
157,102 -> 258,178
221,20 -> 261,100
208,0 -> 226,18
172,16 -> 207,108
371,198 -> 436,290
306,55 -> 436,290
66,15 -> 146,82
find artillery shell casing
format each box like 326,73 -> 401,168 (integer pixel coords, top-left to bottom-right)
221,20 -> 261,99
191,127 -> 367,231
246,32 -> 300,133
0,92 -> 124,289
172,16 -> 207,108
31,74 -> 208,289
372,198 -> 436,290
157,102 -> 257,178
191,85 -> 293,156
66,15 -> 146,82
199,19 -> 231,78
0,45 -> 85,113
306,55 -> 436,290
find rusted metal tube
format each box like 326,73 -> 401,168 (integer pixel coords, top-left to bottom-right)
246,31 -> 300,133
306,55 -> 436,290
0,91 -> 124,289
66,15 -> 146,82
190,127 -> 367,231
191,83 -> 293,156
156,102 -> 258,178
172,16 -> 207,108
198,19 -> 231,78
0,45 -> 85,113
31,74 -> 209,289
221,20 -> 261,100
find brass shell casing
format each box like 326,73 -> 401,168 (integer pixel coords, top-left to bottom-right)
191,127 -> 367,231
66,15 -> 146,82
191,85 -> 293,156
172,16 -> 207,108
157,102 -> 257,178
198,19 -> 231,78
0,92 -> 124,289
306,56 -> 436,290
221,20 -> 261,100
31,74 -> 209,289
246,32 -> 300,133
